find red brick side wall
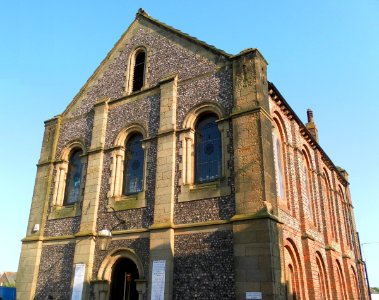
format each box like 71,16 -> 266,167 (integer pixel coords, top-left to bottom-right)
269,96 -> 367,299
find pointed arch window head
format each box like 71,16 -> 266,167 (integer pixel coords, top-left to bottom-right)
123,133 -> 144,195
132,50 -> 145,92
195,114 -> 221,184
63,149 -> 83,205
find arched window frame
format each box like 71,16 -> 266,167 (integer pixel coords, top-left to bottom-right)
335,260 -> 348,300
315,251 -> 330,299
108,124 -> 148,210
178,102 -> 231,202
323,170 -> 339,242
283,239 -> 305,300
339,186 -> 352,249
50,141 -> 86,219
125,46 -> 148,95
272,117 -> 288,209
302,148 -> 318,228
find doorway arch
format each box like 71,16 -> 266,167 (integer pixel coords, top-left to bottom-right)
96,248 -> 145,300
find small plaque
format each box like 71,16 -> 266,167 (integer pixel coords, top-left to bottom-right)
151,260 -> 166,300
246,291 -> 262,299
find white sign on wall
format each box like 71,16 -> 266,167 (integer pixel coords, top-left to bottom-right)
246,291 -> 263,299
151,260 -> 166,300
71,263 -> 86,300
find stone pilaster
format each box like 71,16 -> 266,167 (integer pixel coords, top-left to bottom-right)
231,50 -> 284,299
17,116 -> 61,300
149,75 -> 177,300
72,98 -> 109,299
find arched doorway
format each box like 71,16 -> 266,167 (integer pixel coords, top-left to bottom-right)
110,257 -> 139,300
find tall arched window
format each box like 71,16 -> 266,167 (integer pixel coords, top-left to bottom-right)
336,260 -> 348,300
132,50 -> 145,92
273,126 -> 286,202
302,152 -> 317,227
123,133 -> 144,195
323,173 -> 338,240
195,114 -> 221,184
63,149 -> 83,205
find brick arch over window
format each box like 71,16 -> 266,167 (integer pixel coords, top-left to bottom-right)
125,46 -> 148,94
323,169 -> 338,241
350,265 -> 360,300
108,123 -> 149,210
52,140 -> 86,208
335,259 -> 348,300
339,185 -> 352,248
178,102 -> 231,202
301,147 -> 318,228
315,251 -> 330,299
283,239 -> 305,300
272,114 -> 288,209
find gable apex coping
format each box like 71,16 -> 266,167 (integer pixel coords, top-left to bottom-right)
136,8 -> 232,58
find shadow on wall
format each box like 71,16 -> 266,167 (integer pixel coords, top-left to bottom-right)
173,230 -> 235,300
34,243 -> 75,300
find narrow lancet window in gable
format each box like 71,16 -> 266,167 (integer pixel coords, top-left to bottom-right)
132,51 -> 145,92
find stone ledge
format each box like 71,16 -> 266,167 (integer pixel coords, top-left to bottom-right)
230,212 -> 281,223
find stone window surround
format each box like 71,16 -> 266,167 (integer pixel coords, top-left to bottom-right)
107,123 -> 148,211
178,102 -> 231,202
124,46 -> 150,96
49,141 -> 86,219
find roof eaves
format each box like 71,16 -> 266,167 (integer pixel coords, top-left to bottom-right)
268,81 -> 348,186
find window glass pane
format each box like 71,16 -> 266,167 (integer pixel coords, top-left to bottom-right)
64,149 -> 83,205
195,115 -> 221,183
132,51 -> 145,92
123,133 -> 144,195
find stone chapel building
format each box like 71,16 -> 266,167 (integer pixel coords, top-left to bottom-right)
17,9 -> 369,300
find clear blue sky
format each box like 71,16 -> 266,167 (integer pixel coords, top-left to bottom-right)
1,0 -> 378,287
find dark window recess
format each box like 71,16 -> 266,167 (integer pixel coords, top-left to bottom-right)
132,51 -> 145,92
195,114 -> 221,183
63,149 -> 83,205
123,133 -> 144,195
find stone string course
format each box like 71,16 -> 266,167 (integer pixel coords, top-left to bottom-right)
35,243 -> 75,300
174,230 -> 235,299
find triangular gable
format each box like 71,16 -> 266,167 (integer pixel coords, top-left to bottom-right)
62,8 -> 232,119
